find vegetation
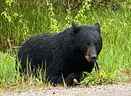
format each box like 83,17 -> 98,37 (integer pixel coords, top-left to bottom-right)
0,0 -> 131,87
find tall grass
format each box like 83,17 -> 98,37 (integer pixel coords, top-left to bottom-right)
0,0 -> 131,86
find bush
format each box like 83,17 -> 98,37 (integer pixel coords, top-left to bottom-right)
0,52 -> 19,84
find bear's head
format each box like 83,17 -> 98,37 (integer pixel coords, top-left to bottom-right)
72,23 -> 102,65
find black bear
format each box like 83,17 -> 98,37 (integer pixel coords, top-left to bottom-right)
18,23 -> 102,86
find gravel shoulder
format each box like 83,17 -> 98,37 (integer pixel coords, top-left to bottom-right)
1,83 -> 131,96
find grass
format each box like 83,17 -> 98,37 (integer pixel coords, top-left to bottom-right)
82,8 -> 131,85
0,0 -> 131,87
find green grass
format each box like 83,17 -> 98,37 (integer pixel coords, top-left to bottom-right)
0,52 -> 18,85
0,0 -> 131,87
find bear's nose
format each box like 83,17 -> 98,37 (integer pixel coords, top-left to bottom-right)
91,55 -> 97,60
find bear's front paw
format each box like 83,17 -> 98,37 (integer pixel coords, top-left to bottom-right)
65,73 -> 81,86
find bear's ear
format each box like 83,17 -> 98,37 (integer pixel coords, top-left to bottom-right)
71,22 -> 80,34
95,22 -> 101,33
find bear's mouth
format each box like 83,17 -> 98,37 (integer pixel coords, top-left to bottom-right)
84,48 -> 99,72
85,55 -> 96,63
85,55 -> 99,72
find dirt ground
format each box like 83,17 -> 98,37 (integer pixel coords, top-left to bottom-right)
1,83 -> 131,96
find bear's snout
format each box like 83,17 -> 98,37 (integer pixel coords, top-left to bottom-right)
84,46 -> 97,63
90,54 -> 97,61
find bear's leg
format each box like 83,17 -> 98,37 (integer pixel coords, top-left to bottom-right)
46,67 -> 63,86
47,74 -> 64,86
